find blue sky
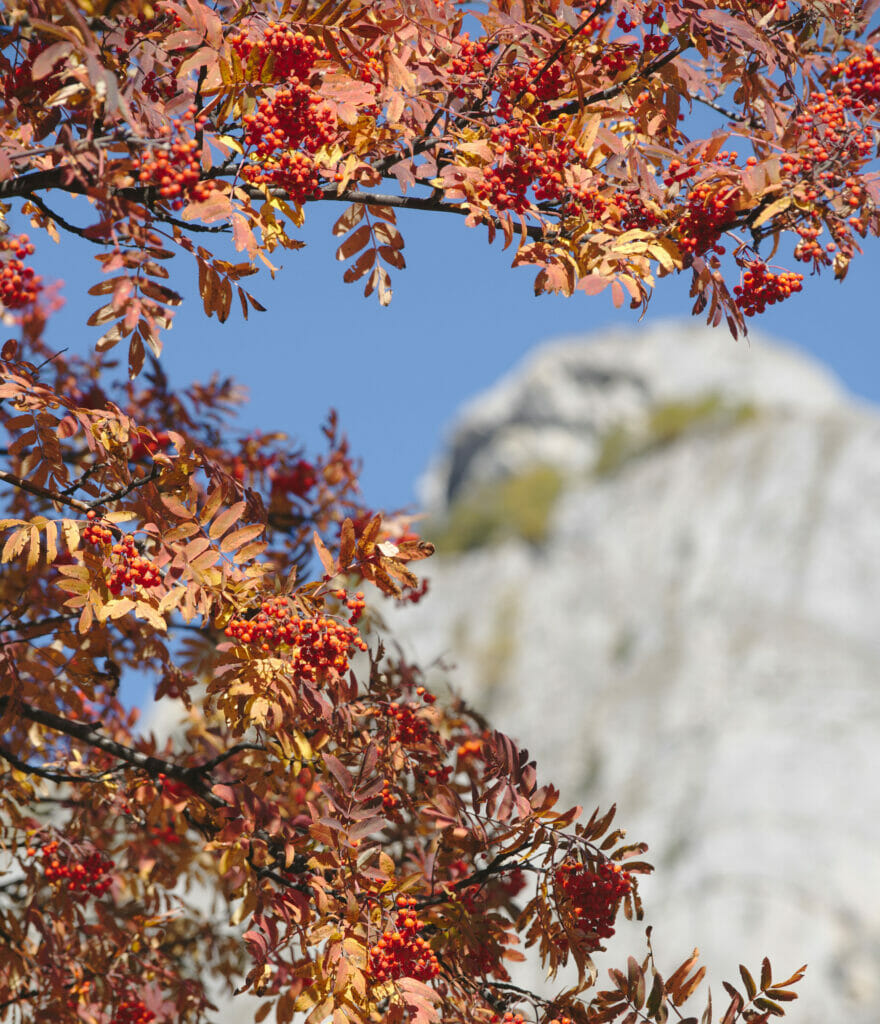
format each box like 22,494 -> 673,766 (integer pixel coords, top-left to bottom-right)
24,198 -> 880,513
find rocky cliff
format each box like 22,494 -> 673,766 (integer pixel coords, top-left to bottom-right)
387,323 -> 880,1022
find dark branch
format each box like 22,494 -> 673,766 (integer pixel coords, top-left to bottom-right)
0,469 -> 91,514
0,744 -> 124,783
0,614 -> 77,645
0,695 -> 228,808
321,189 -> 547,242
1,161 -> 550,242
552,44 -> 685,117
94,462 -> 162,506
514,0 -> 608,107
193,742 -> 266,774
24,192 -> 107,246
0,463 -> 159,513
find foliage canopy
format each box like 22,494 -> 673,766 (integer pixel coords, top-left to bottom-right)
3,0 -> 872,1019
1,0 -> 879,352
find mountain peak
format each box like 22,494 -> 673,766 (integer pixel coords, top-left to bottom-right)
421,322 -> 845,513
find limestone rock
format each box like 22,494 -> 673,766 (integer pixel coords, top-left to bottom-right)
419,321 -> 845,514
389,325 -> 880,1023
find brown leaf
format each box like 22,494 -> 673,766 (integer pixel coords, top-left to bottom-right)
209,501 -> 247,540
343,247 -> 376,282
313,531 -> 336,575
336,224 -> 372,261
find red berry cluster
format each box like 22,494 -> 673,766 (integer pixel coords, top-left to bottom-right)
106,535 -> 162,595
83,509 -> 113,546
775,46 -> 880,269
369,896 -> 440,983
449,37 -> 568,117
491,1013 -> 524,1024
677,181 -> 740,256
245,149 -> 324,203
449,35 -> 494,96
225,596 -> 368,681
476,123 -> 588,214
733,261 -> 803,317
141,63 -> 180,104
566,172 -> 668,231
29,839 -> 113,898
229,23 -> 325,82
133,116 -> 216,210
234,25 -> 337,203
555,860 -> 632,945
0,233 -> 42,310
614,192 -> 662,231
384,701 -> 431,745
241,80 -> 336,202
457,736 -> 486,760
792,220 -> 825,265
332,588 -> 366,624
497,56 -> 565,119
600,43 -> 640,77
1,41 -> 62,107
270,458 -> 317,498
614,2 -> 669,58
830,44 -> 880,107
381,778 -> 399,811
781,46 -> 880,188
131,429 -> 171,461
111,997 -> 156,1024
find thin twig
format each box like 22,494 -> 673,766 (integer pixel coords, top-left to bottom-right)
319,188 -> 547,242
193,742 -> 266,774
0,744 -> 124,783
0,613 -> 77,645
513,0 -> 608,107
551,43 -> 685,117
24,192 -> 107,246
692,94 -> 760,128
0,469 -> 91,513
0,695 -> 228,808
94,462 -> 162,506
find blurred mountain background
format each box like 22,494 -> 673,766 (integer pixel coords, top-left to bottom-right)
384,322 -> 880,1024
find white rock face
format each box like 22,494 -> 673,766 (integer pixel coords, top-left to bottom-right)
419,321 -> 845,513
390,325 -> 880,1023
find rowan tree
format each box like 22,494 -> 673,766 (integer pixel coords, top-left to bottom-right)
1,0 -> 873,1019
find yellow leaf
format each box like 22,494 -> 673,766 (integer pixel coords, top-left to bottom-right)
44,521 -> 58,566
61,519 -> 81,553
751,195 -> 792,229
78,603 -> 94,634
106,598 -> 136,620
135,601 -> 167,632
105,511 -> 137,524
26,525 -> 40,570
209,501 -> 246,540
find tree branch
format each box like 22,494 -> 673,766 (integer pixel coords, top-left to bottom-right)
551,44 -> 685,117
0,464 -> 159,513
0,613 -> 78,645
1,160 -> 551,242
0,696 -> 228,808
320,189 -> 547,242
0,744 -> 124,783
0,469 -> 91,513
95,462 -> 161,506
23,192 -> 108,246
514,0 -> 608,107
